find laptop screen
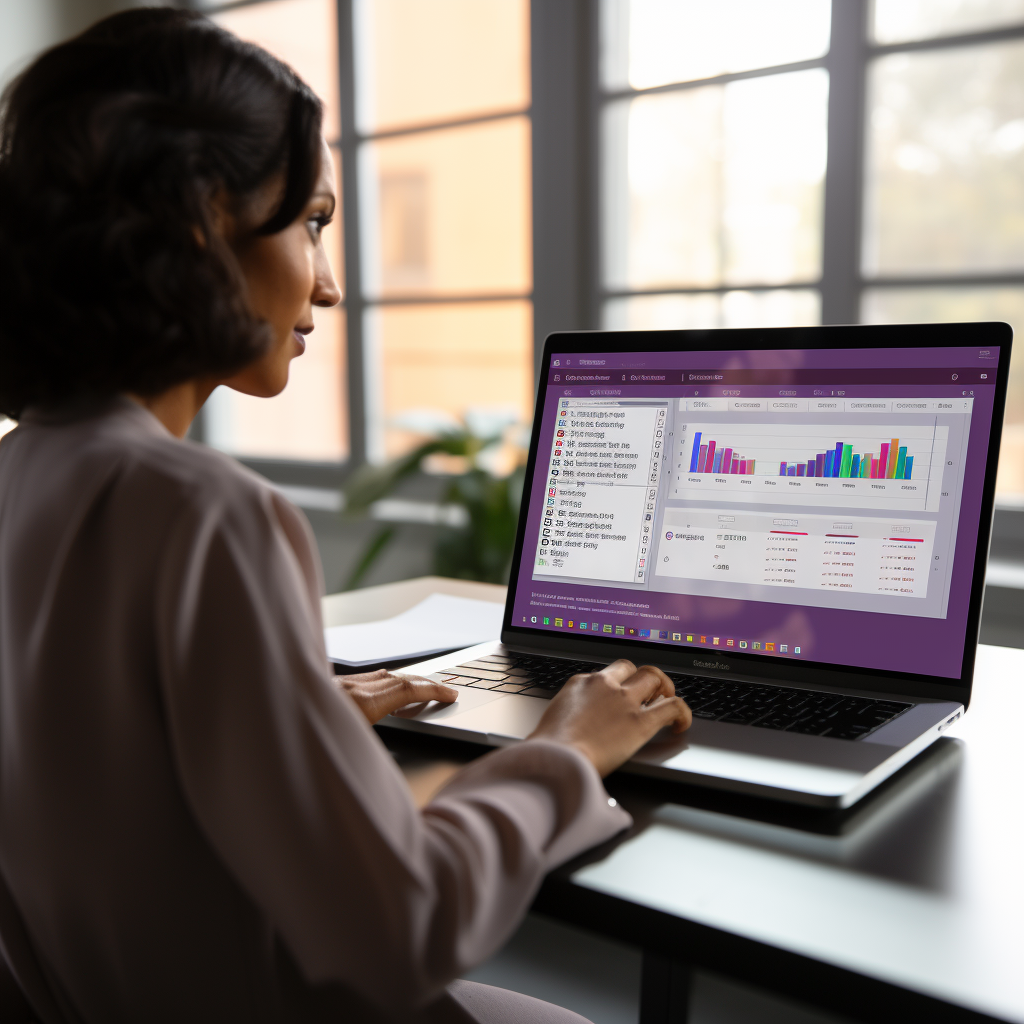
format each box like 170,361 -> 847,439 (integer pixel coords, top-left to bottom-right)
507,337 -> 1007,682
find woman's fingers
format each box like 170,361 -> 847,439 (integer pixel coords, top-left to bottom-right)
338,671 -> 459,724
644,693 -> 692,734
577,660 -> 676,705
532,660 -> 694,776
594,659 -> 637,685
623,664 -> 674,703
384,678 -> 459,720
393,677 -> 459,705
337,668 -> 391,683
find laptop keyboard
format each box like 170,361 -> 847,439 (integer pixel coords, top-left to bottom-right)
431,653 -> 911,741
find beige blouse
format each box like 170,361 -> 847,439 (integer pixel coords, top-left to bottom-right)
0,398 -> 629,1024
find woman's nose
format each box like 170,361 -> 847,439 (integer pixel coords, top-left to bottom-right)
313,246 -> 342,308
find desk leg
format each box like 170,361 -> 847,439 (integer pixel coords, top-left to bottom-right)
639,950 -> 691,1023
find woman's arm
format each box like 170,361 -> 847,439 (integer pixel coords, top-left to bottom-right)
154,486 -> 630,1015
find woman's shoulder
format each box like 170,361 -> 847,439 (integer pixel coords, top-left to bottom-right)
101,409 -> 324,599
18,397 -> 287,524
122,419 -> 292,532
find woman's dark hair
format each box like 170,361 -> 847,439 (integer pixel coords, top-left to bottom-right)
0,8 -> 323,418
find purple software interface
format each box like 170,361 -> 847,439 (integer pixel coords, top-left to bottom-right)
509,344 -> 1004,680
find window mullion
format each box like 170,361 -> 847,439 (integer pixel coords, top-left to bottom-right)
820,0 -> 869,325
529,0 -> 597,384
337,0 -> 368,467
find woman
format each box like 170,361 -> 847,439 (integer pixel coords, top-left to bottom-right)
0,10 -> 690,1023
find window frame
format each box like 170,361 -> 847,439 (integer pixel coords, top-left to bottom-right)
575,0 -> 1024,535
192,0 -> 1024,549
581,2 -> 1024,329
193,0 -> 534,483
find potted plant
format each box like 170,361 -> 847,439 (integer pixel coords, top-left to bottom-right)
341,411 -> 527,589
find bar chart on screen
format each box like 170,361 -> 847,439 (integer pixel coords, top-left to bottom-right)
670,423 -> 948,512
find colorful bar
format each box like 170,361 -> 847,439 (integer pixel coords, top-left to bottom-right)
689,432 -> 702,472
887,438 -> 899,479
839,444 -> 853,478
689,436 -> 914,485
690,435 -> 759,475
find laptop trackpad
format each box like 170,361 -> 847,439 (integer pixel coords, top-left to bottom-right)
389,685 -> 507,723
395,691 -> 547,741
446,693 -> 548,740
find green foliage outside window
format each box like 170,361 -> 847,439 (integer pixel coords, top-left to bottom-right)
341,423 -> 526,589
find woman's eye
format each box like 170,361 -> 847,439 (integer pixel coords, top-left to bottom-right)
308,215 -> 332,240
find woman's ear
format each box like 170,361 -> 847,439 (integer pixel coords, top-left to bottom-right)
193,185 -> 237,249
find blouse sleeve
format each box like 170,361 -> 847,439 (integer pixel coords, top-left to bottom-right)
154,483 -> 630,1015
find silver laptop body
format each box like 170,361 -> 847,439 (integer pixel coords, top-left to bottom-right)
379,325 -> 1011,808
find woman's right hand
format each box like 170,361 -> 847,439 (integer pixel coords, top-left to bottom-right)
527,660 -> 692,777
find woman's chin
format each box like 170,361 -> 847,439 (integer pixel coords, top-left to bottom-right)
223,367 -> 290,399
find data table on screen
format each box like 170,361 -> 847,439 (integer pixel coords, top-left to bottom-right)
656,509 -> 935,600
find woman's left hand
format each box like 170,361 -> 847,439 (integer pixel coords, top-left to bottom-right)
335,669 -> 459,725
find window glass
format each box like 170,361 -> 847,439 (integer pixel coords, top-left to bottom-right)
604,289 -> 820,330
367,301 -> 532,459
327,145 -> 344,295
362,117 -> 531,297
872,0 -> 1024,44
602,0 -> 830,91
207,5 -> 346,463
212,0 -> 340,141
205,305 -> 348,461
356,0 -> 529,132
603,69 -> 827,290
864,40 -> 1024,276
862,286 -> 1024,497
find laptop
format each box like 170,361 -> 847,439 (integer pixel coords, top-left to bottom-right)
381,324 -> 1011,808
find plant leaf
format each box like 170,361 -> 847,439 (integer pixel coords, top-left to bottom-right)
343,524 -> 396,590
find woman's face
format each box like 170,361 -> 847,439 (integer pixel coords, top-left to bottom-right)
222,138 -> 341,397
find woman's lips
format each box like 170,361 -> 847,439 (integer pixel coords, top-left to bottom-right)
293,330 -> 307,354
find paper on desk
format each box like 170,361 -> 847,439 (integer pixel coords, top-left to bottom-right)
324,592 -> 504,667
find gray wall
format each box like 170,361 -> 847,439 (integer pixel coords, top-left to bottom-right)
0,0 -> 165,90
